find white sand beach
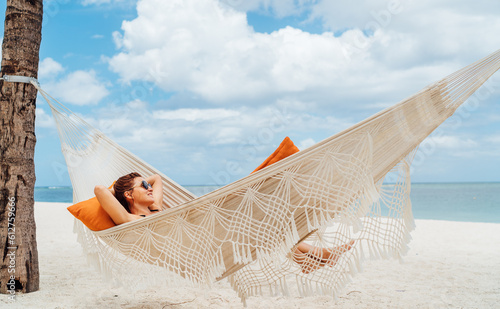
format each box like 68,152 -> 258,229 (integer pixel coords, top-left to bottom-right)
2,202 -> 499,308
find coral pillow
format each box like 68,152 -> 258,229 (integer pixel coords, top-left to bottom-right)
67,186 -> 117,232
252,136 -> 299,173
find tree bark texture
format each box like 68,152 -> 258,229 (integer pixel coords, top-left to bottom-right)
0,0 -> 43,294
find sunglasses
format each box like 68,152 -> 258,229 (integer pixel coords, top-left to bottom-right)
130,180 -> 152,190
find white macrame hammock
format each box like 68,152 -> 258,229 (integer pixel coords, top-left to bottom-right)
6,49 -> 499,304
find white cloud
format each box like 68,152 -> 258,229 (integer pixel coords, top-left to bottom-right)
44,70 -> 110,106
210,127 -> 244,146
38,57 -> 64,79
112,31 -> 124,49
35,108 -> 56,128
428,135 -> 478,150
99,104 -> 274,147
108,0 -> 500,113
484,134 -> 500,146
309,0 -> 391,31
108,0 -> 357,104
36,58 -> 110,106
310,0 -> 500,66
220,0 -> 315,17
153,108 -> 240,122
298,138 -> 315,150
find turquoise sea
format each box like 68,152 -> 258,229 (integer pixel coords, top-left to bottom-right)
34,183 -> 500,224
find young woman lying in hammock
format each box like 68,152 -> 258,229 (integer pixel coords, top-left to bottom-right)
95,172 -> 354,274
94,172 -> 163,223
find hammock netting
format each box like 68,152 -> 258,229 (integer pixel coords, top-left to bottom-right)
22,49 -> 500,303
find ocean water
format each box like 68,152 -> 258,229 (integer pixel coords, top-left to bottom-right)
35,186 -> 74,203
34,183 -> 500,223
410,182 -> 500,223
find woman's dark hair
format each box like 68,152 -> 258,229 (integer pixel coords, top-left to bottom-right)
113,172 -> 142,213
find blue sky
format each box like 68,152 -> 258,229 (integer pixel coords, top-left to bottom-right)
1,0 -> 499,186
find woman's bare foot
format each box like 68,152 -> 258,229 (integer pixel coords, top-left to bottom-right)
323,239 -> 355,267
292,240 -> 355,274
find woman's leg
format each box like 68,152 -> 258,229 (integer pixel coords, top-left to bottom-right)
292,240 -> 355,274
292,246 -> 324,274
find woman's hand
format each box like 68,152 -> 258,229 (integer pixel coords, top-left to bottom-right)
145,174 -> 165,210
146,174 -> 162,186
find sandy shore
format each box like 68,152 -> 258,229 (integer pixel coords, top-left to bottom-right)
2,202 -> 499,308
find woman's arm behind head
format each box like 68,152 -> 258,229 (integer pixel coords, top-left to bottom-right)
94,185 -> 143,225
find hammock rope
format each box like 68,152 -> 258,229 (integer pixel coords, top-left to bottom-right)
3,48 -> 499,304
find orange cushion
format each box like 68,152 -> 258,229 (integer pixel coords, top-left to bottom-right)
67,186 -> 117,231
252,136 -> 299,173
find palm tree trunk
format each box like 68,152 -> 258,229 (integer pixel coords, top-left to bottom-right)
0,0 -> 43,294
